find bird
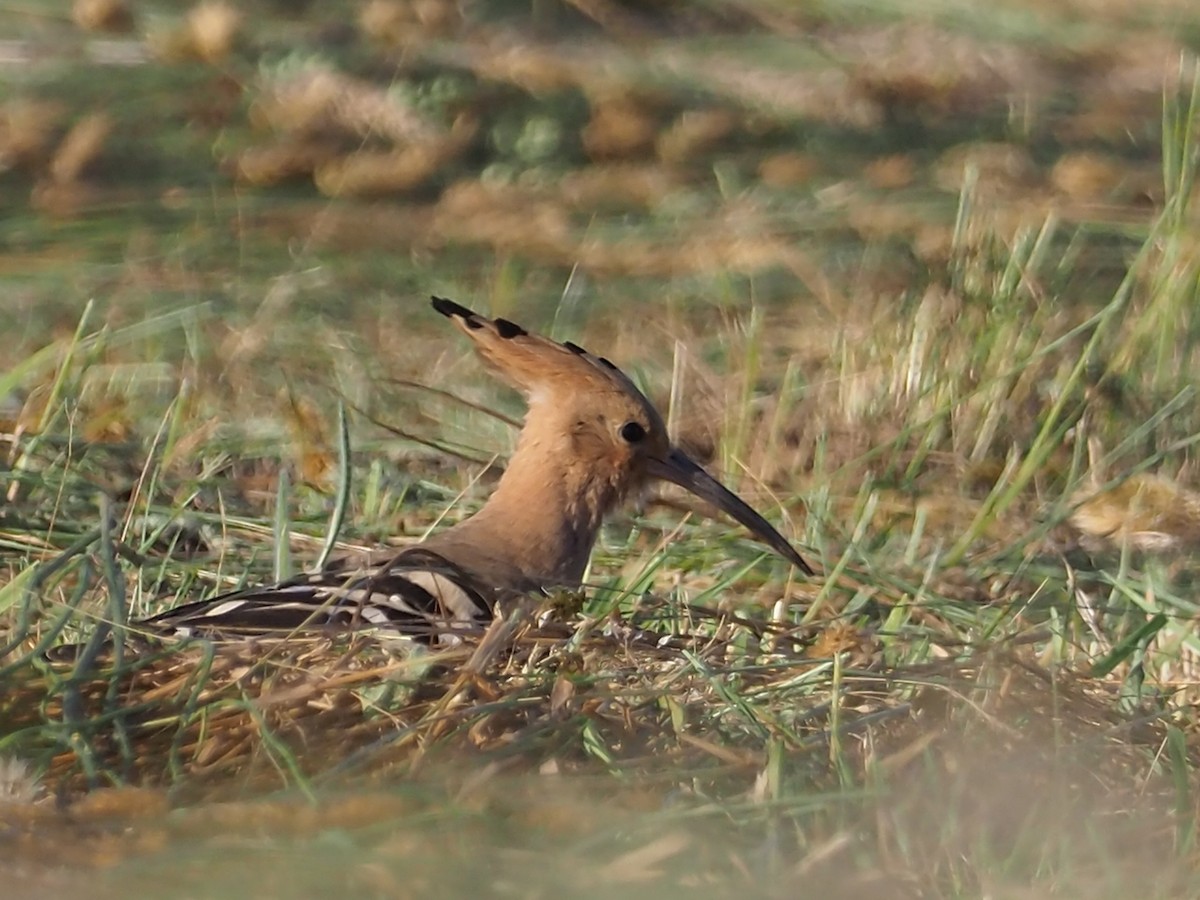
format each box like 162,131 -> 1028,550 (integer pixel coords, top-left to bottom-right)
70,296 -> 812,650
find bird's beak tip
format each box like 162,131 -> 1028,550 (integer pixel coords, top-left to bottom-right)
649,448 -> 813,575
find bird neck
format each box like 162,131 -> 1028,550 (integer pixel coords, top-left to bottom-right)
448,432 -> 626,589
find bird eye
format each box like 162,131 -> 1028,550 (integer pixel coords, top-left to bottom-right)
620,421 -> 647,443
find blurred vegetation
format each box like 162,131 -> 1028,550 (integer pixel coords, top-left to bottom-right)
6,0 -> 1200,897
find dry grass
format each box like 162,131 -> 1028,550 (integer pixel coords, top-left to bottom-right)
0,641 -> 1190,898
6,0 -> 1200,896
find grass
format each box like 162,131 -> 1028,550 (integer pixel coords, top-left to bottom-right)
5,0 -> 1200,896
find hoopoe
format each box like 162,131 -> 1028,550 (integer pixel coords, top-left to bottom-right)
110,297 -> 813,644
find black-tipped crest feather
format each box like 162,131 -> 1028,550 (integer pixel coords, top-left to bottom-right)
495,318 -> 527,339
430,296 -> 474,320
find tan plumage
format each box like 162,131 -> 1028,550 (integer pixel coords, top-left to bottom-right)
115,297 -> 813,646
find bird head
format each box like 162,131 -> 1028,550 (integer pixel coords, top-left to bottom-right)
432,296 -> 812,575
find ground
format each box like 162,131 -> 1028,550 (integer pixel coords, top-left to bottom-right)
4,0 -> 1200,896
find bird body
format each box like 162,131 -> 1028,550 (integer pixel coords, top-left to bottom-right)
106,297 -> 812,646
144,547 -> 499,642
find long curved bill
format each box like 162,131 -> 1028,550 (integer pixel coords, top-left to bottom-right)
646,448 -> 814,575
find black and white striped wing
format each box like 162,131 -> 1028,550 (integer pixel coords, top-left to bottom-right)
141,548 -> 497,642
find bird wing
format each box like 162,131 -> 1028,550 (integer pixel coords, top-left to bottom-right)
140,547 -> 502,643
